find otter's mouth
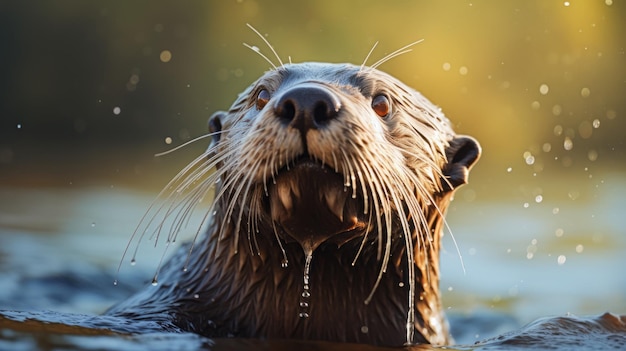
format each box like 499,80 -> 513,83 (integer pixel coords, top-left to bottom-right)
267,159 -> 367,252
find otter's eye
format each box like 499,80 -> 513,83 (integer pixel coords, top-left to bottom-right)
372,94 -> 390,118
256,89 -> 271,110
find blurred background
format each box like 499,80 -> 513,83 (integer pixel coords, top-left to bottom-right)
0,0 -> 624,340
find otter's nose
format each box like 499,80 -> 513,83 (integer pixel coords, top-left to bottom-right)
274,84 -> 341,133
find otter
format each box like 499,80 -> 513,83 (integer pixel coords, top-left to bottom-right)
106,57 -> 481,346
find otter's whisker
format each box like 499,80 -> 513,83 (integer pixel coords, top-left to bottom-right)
115,147 -> 219,280
153,147 -> 232,240
352,204 -> 375,266
351,158 -> 376,266
431,195 -> 467,275
243,43 -> 278,71
272,219 -> 288,268
168,179 -> 214,243
369,39 -> 424,69
341,148 -> 381,264
232,159 -> 264,255
360,41 -> 379,72
363,161 -> 395,303
247,187 -> 263,255
150,239 -> 173,286
182,163 -> 236,269
154,131 -> 219,158
246,23 -> 284,68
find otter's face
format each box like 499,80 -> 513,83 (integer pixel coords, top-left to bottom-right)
207,63 -> 480,255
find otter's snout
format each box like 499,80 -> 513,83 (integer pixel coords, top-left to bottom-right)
274,84 -> 341,133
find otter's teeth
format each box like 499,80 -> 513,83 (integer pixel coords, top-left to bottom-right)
277,181 -> 293,213
324,190 -> 346,222
288,178 -> 301,199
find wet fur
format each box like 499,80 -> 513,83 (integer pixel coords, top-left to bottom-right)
106,62 -> 480,346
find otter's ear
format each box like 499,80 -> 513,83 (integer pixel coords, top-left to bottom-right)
207,111 -> 226,147
441,136 -> 481,191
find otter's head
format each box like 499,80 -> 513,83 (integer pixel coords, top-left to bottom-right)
206,63 -> 479,259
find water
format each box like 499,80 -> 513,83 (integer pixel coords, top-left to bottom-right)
0,177 -> 624,350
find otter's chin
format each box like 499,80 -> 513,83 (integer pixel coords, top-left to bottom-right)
267,160 -> 367,252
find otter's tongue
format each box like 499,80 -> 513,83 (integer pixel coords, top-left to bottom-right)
268,162 -> 362,253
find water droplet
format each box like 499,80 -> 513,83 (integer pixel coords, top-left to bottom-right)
130,259 -> 137,266
563,137 -> 574,151
151,278 -> 158,286
281,258 -> 289,268
194,294 -> 200,299
557,255 -> 567,265
539,83 -> 549,95
523,151 -> 535,165
592,119 -> 600,128
588,150 -> 598,161
442,62 -> 451,71
113,280 -> 118,286
160,50 -> 172,63
506,167 -> 513,173
113,106 -> 121,115
91,222 -> 96,227
398,282 -> 405,287
17,123 -> 22,129
575,244 -> 584,253
523,202 -> 529,208
552,207 -> 560,214
531,101 -> 540,110
535,195 -> 543,203
580,87 -> 590,98
361,326 -> 369,334
555,228 -> 564,237
251,45 -> 260,52
298,252 -> 313,317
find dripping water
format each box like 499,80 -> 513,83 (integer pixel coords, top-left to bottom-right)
298,249 -> 313,319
